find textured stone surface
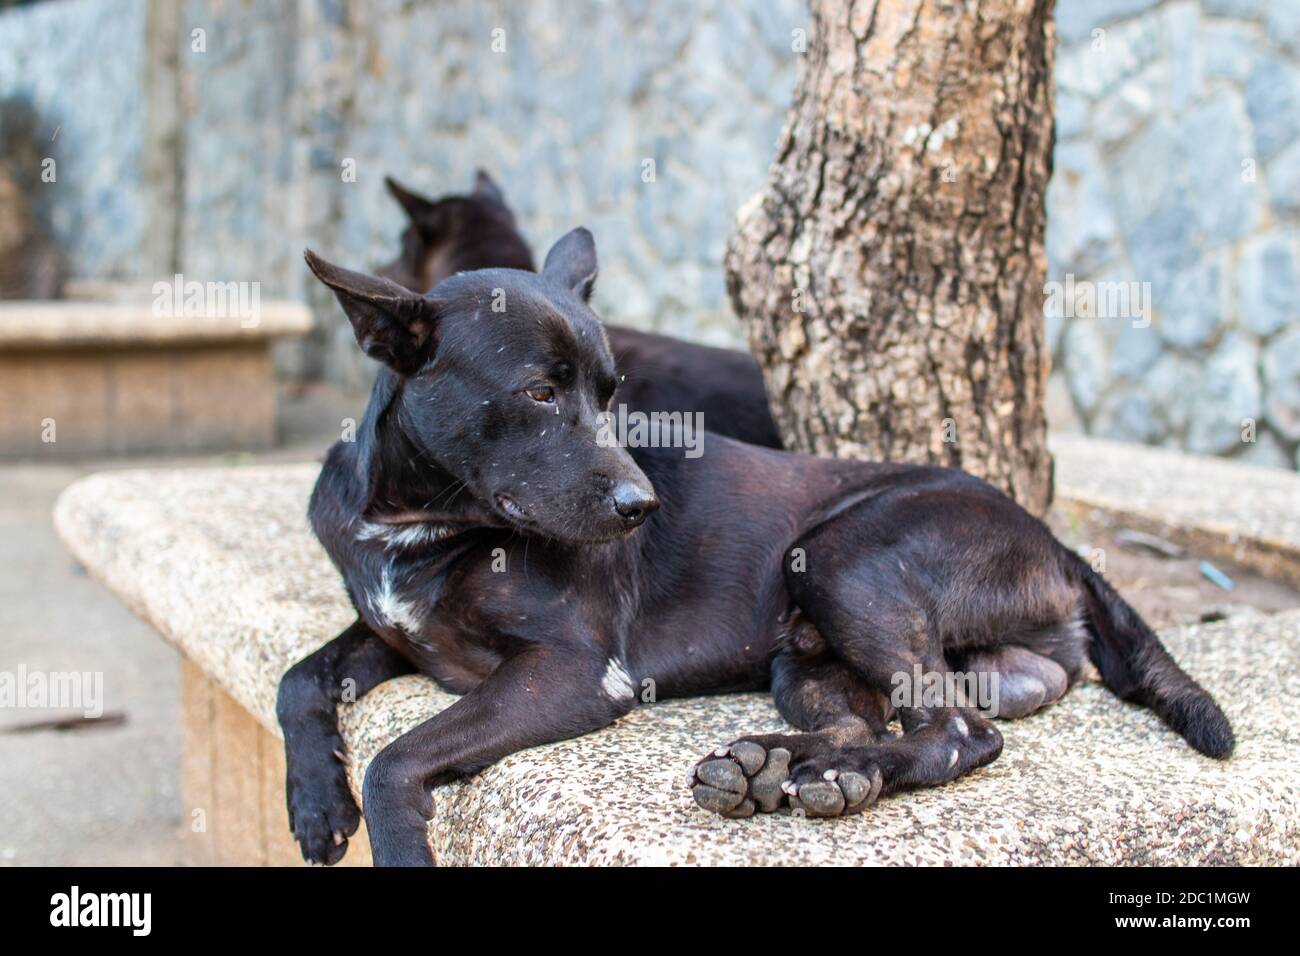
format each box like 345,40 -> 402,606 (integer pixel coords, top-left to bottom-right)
0,345 -> 279,459
1053,433 -> 1300,585
1237,231 -> 1298,337
0,300 -> 312,346
0,0 -> 152,279
1047,1 -> 1300,468
166,0 -> 805,387
1245,55 -> 1300,160
1185,333 -> 1261,455
1263,327 -> 1300,442
52,436 -> 1300,865
1056,0 -> 1163,45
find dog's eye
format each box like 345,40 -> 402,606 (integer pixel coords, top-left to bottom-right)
526,386 -> 555,404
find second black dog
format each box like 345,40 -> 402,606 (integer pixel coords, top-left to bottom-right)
377,170 -> 781,449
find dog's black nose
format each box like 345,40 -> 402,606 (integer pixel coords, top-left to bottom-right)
611,482 -> 659,528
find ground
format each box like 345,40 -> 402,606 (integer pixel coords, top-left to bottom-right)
0,383 -> 363,866
1047,509 -> 1300,629
2,395 -> 1297,865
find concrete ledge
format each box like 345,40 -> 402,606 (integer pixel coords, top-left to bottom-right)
52,440 -> 1300,865
0,284 -> 312,458
0,300 -> 312,348
1052,434 -> 1300,588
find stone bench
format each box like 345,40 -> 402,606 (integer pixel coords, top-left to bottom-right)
52,435 -> 1300,865
0,281 -> 312,458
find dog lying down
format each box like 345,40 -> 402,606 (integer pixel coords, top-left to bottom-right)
276,227 -> 1234,867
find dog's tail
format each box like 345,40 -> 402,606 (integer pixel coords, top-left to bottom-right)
1069,552 -> 1234,758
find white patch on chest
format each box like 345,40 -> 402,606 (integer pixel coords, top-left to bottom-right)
600,658 -> 635,701
356,519 -> 458,551
368,566 -> 423,635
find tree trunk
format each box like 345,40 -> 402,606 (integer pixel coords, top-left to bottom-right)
727,0 -> 1056,516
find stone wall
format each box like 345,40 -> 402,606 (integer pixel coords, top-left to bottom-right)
0,0 -> 1297,466
0,0 -> 155,278
1047,0 -> 1300,469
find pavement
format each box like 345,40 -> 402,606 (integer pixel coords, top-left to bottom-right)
0,461 -> 184,865
0,383 -> 364,866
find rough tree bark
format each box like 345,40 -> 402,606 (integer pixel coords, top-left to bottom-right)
727,0 -> 1056,516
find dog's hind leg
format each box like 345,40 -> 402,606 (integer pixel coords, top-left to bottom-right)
276,617 -> 414,864
768,510 -> 1005,815
769,607 -> 1005,815
691,620 -> 892,819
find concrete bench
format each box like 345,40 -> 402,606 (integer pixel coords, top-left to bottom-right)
0,281 -> 312,458
52,435 -> 1300,865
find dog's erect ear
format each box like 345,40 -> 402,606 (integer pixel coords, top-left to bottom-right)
542,227 -> 597,301
472,169 -> 507,206
384,176 -> 437,223
304,250 -> 442,375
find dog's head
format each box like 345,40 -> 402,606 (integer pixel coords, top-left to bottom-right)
376,170 -> 534,293
307,228 -> 658,543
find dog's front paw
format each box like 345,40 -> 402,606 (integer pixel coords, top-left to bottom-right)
690,740 -> 791,818
286,758 -> 360,866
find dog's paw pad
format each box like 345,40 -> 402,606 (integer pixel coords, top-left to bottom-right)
788,781 -> 844,817
731,740 -> 767,775
837,770 -> 876,807
788,765 -> 881,818
691,742 -> 791,818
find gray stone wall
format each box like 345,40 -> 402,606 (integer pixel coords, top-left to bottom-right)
0,0 -> 152,278
1,0 -> 1297,467
1048,0 -> 1300,468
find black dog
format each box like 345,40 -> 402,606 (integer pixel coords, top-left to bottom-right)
276,228 -> 1233,866
377,171 -> 781,449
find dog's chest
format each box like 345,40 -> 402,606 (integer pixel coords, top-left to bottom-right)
349,531 -> 506,690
